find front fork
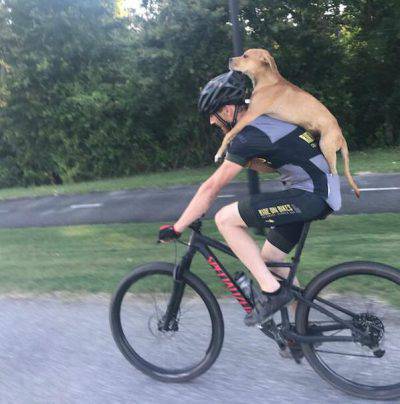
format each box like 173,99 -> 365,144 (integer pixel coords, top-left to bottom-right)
159,248 -> 195,332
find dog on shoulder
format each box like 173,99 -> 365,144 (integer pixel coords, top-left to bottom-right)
215,48 -> 360,198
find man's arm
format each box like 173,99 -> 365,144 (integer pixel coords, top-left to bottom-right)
174,160 -> 243,233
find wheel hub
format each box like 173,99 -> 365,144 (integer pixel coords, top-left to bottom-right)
352,312 -> 385,352
156,313 -> 179,333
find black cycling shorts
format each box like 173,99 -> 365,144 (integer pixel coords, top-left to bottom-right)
238,188 -> 333,254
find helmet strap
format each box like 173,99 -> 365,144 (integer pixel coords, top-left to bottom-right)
214,113 -> 231,129
232,104 -> 239,127
215,105 -> 240,131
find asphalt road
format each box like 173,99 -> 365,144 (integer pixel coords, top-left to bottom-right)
0,295 -> 395,404
0,173 -> 399,228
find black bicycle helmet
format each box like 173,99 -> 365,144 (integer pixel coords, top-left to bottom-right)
198,71 -> 247,115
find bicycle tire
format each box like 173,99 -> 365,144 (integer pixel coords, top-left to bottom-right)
110,262 -> 224,382
296,261 -> 400,400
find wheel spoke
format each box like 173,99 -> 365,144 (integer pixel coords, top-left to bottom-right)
314,349 -> 380,359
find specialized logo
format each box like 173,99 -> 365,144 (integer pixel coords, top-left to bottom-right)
299,131 -> 317,148
207,256 -> 252,313
258,203 -> 296,218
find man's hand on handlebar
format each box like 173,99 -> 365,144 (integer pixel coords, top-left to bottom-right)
158,224 -> 181,243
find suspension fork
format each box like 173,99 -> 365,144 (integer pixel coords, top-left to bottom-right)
161,246 -> 196,331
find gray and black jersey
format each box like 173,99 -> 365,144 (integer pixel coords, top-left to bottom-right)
225,115 -> 342,211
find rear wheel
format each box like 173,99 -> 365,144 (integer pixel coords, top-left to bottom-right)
296,261 -> 400,400
110,262 -> 224,382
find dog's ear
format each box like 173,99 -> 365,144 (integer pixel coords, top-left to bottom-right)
259,51 -> 278,73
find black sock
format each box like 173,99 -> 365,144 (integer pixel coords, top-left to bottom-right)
262,283 -> 282,297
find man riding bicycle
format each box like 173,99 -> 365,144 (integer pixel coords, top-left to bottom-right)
159,71 -> 341,326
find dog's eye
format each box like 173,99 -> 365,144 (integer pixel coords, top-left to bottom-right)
243,54 -> 248,59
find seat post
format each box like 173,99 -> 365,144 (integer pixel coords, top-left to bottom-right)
292,221 -> 311,264
286,222 -> 311,287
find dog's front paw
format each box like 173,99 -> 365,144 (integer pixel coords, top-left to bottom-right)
214,152 -> 223,163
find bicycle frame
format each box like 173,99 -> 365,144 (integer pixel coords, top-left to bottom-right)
162,220 -> 368,344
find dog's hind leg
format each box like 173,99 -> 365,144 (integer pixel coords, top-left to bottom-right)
319,122 -> 360,198
319,124 -> 342,175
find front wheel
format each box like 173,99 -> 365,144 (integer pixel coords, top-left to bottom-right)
110,262 -> 224,382
296,261 -> 400,400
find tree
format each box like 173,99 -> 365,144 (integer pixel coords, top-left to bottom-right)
0,0 -> 236,185
0,0 -> 398,187
124,0 -> 234,169
341,0 -> 400,146
0,0 -> 134,185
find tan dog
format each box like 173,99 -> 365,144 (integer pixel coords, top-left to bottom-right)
215,48 -> 360,198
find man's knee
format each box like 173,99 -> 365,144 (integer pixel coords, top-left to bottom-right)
215,206 -> 230,229
215,203 -> 246,229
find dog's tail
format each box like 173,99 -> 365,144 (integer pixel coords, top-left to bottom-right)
340,138 -> 361,198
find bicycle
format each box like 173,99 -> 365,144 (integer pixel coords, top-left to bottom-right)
110,219 -> 400,400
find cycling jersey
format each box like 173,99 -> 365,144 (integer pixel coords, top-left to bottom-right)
225,115 -> 342,211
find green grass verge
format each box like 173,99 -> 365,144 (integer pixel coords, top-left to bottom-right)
0,147 -> 398,200
342,147 -> 400,174
0,213 -> 398,303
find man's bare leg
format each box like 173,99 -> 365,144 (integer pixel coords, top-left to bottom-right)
215,202 -> 281,293
260,240 -> 300,317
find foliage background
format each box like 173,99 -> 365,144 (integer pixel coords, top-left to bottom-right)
0,0 -> 399,186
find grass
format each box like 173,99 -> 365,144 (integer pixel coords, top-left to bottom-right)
343,147 -> 400,174
0,147 -> 398,201
0,213 -> 398,304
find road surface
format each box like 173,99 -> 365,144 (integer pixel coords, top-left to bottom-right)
0,173 -> 399,228
0,295 -> 394,403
